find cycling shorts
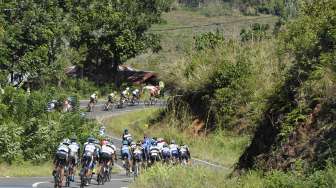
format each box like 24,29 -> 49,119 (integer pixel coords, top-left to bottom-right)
100,152 -> 112,161
56,151 -> 68,165
121,152 -> 131,160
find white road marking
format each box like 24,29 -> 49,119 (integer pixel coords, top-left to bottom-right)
32,181 -> 49,188
192,157 -> 229,169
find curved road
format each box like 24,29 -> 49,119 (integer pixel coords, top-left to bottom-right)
1,100 -> 226,188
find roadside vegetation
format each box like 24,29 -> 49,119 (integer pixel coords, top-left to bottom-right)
0,162 -> 52,177
0,87 -> 98,164
106,109 -> 249,167
132,164 -> 336,188
129,0 -> 336,187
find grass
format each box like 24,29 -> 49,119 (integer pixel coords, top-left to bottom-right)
0,162 -> 52,177
131,162 -> 336,188
127,9 -> 278,71
105,108 -> 250,167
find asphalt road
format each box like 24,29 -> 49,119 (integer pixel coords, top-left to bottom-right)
0,99 -> 226,188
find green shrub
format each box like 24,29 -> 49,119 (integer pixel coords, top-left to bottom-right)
0,86 -> 98,163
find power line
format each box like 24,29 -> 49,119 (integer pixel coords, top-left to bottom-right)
150,15 -> 276,32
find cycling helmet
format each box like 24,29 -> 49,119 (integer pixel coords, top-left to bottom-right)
88,136 -> 95,143
152,141 -> 157,146
163,143 -> 168,147
70,135 -> 77,141
124,128 -> 128,133
126,87 -> 130,90
63,138 -> 70,145
131,141 -> 136,146
171,140 -> 176,144
137,141 -> 142,146
122,140 -> 129,145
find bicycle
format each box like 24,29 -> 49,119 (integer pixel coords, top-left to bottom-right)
97,159 -> 109,185
54,160 -> 67,188
103,101 -> 114,111
79,156 -> 93,188
87,101 -> 95,112
123,158 -> 131,177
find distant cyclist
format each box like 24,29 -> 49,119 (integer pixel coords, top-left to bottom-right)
122,129 -> 133,145
131,88 -> 140,103
90,92 -> 98,104
149,141 -> 161,164
161,143 -> 171,163
142,135 -> 152,162
121,87 -> 130,101
169,140 -> 180,163
180,144 -> 191,164
121,140 -> 132,173
68,136 -> 80,182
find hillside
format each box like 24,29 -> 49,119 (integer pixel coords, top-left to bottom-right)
127,9 -> 277,71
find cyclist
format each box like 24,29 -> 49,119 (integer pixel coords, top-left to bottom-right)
142,135 -> 152,163
105,92 -> 117,110
122,129 -> 133,145
132,141 -> 144,174
68,136 -> 80,182
99,139 -> 115,180
82,136 -> 97,183
131,88 -> 140,103
121,87 -> 130,101
99,126 -> 106,136
157,137 -> 166,151
149,141 -> 161,164
161,143 -> 171,163
121,140 -> 132,173
180,144 -> 191,164
108,92 -> 117,103
169,140 -> 180,164
108,139 -> 117,166
93,139 -> 101,174
53,139 -> 70,177
90,92 -> 98,104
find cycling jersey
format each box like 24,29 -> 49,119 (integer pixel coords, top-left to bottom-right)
133,147 -> 143,161
69,142 -> 80,156
170,144 -> 179,157
123,133 -> 132,143
162,147 -> 170,155
84,143 -> 96,153
157,141 -> 165,151
57,144 -> 69,153
101,145 -> 114,155
150,146 -> 160,156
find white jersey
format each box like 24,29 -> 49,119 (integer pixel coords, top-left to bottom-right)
69,142 -> 80,154
157,141 -> 165,151
101,145 -> 114,155
133,147 -> 142,155
132,90 -> 139,95
123,133 -> 132,141
109,144 -> 117,152
150,146 -> 160,156
169,144 -> 179,153
57,144 -> 69,153
90,94 -> 97,100
122,90 -> 129,96
162,147 -> 170,154
84,143 -> 96,153
180,146 -> 188,154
